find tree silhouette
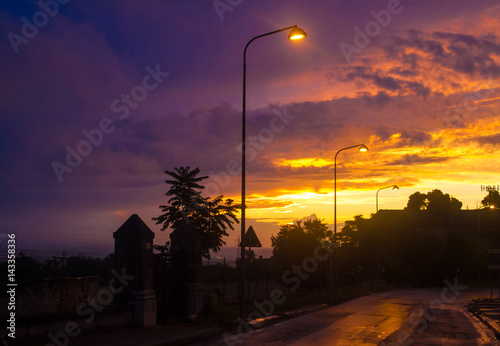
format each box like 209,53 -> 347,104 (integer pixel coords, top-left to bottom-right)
338,214 -> 368,248
406,191 -> 427,210
481,190 -> 500,209
271,219 -> 332,268
336,189 -> 500,286
153,166 -> 240,258
405,189 -> 462,211
427,189 -> 462,212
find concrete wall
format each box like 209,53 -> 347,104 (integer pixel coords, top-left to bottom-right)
17,305 -> 133,341
15,277 -> 100,315
3,277 -> 133,341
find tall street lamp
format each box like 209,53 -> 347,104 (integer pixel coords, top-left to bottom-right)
375,185 -> 399,283
241,25 -> 306,318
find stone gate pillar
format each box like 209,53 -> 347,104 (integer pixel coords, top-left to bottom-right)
113,214 -> 156,327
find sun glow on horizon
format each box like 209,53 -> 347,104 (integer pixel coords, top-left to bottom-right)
273,157 -> 333,168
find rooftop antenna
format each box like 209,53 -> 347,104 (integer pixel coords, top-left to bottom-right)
481,185 -> 499,192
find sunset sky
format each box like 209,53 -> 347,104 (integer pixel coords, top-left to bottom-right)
1,0 -> 500,258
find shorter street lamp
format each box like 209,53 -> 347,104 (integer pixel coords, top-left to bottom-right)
375,185 -> 399,283
376,185 -> 399,214
334,144 -> 369,239
333,143 -> 368,289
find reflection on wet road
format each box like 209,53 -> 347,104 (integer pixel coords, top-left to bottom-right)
216,288 -> 499,345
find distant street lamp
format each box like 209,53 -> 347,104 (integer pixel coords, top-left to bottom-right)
375,185 -> 399,283
376,185 -> 399,214
240,25 -> 306,318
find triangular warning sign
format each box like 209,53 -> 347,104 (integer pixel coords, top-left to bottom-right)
239,226 -> 262,248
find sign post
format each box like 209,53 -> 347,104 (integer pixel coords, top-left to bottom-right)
240,226 -> 262,303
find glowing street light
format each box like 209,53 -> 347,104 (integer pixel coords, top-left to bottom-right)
358,144 -> 369,152
288,27 -> 307,40
240,24 -> 306,318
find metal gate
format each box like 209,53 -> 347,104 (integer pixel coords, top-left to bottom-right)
153,252 -> 171,324
153,250 -> 187,324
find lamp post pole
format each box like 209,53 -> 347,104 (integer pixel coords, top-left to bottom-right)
241,25 -> 306,318
333,144 -> 368,288
375,185 -> 398,284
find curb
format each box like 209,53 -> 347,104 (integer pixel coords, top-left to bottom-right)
473,313 -> 500,340
467,300 -> 500,340
247,303 -> 328,329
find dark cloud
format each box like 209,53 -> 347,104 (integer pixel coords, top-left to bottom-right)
402,53 -> 420,69
375,127 -> 393,141
470,133 -> 500,146
400,129 -> 432,144
343,66 -> 431,97
388,67 -> 418,77
406,81 -> 431,97
384,30 -> 500,78
385,154 -> 452,166
373,127 -> 436,151
362,91 -> 392,107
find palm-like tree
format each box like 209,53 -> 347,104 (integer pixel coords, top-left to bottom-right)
153,166 -> 240,258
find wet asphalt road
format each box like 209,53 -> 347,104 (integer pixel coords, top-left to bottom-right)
214,287 -> 500,345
